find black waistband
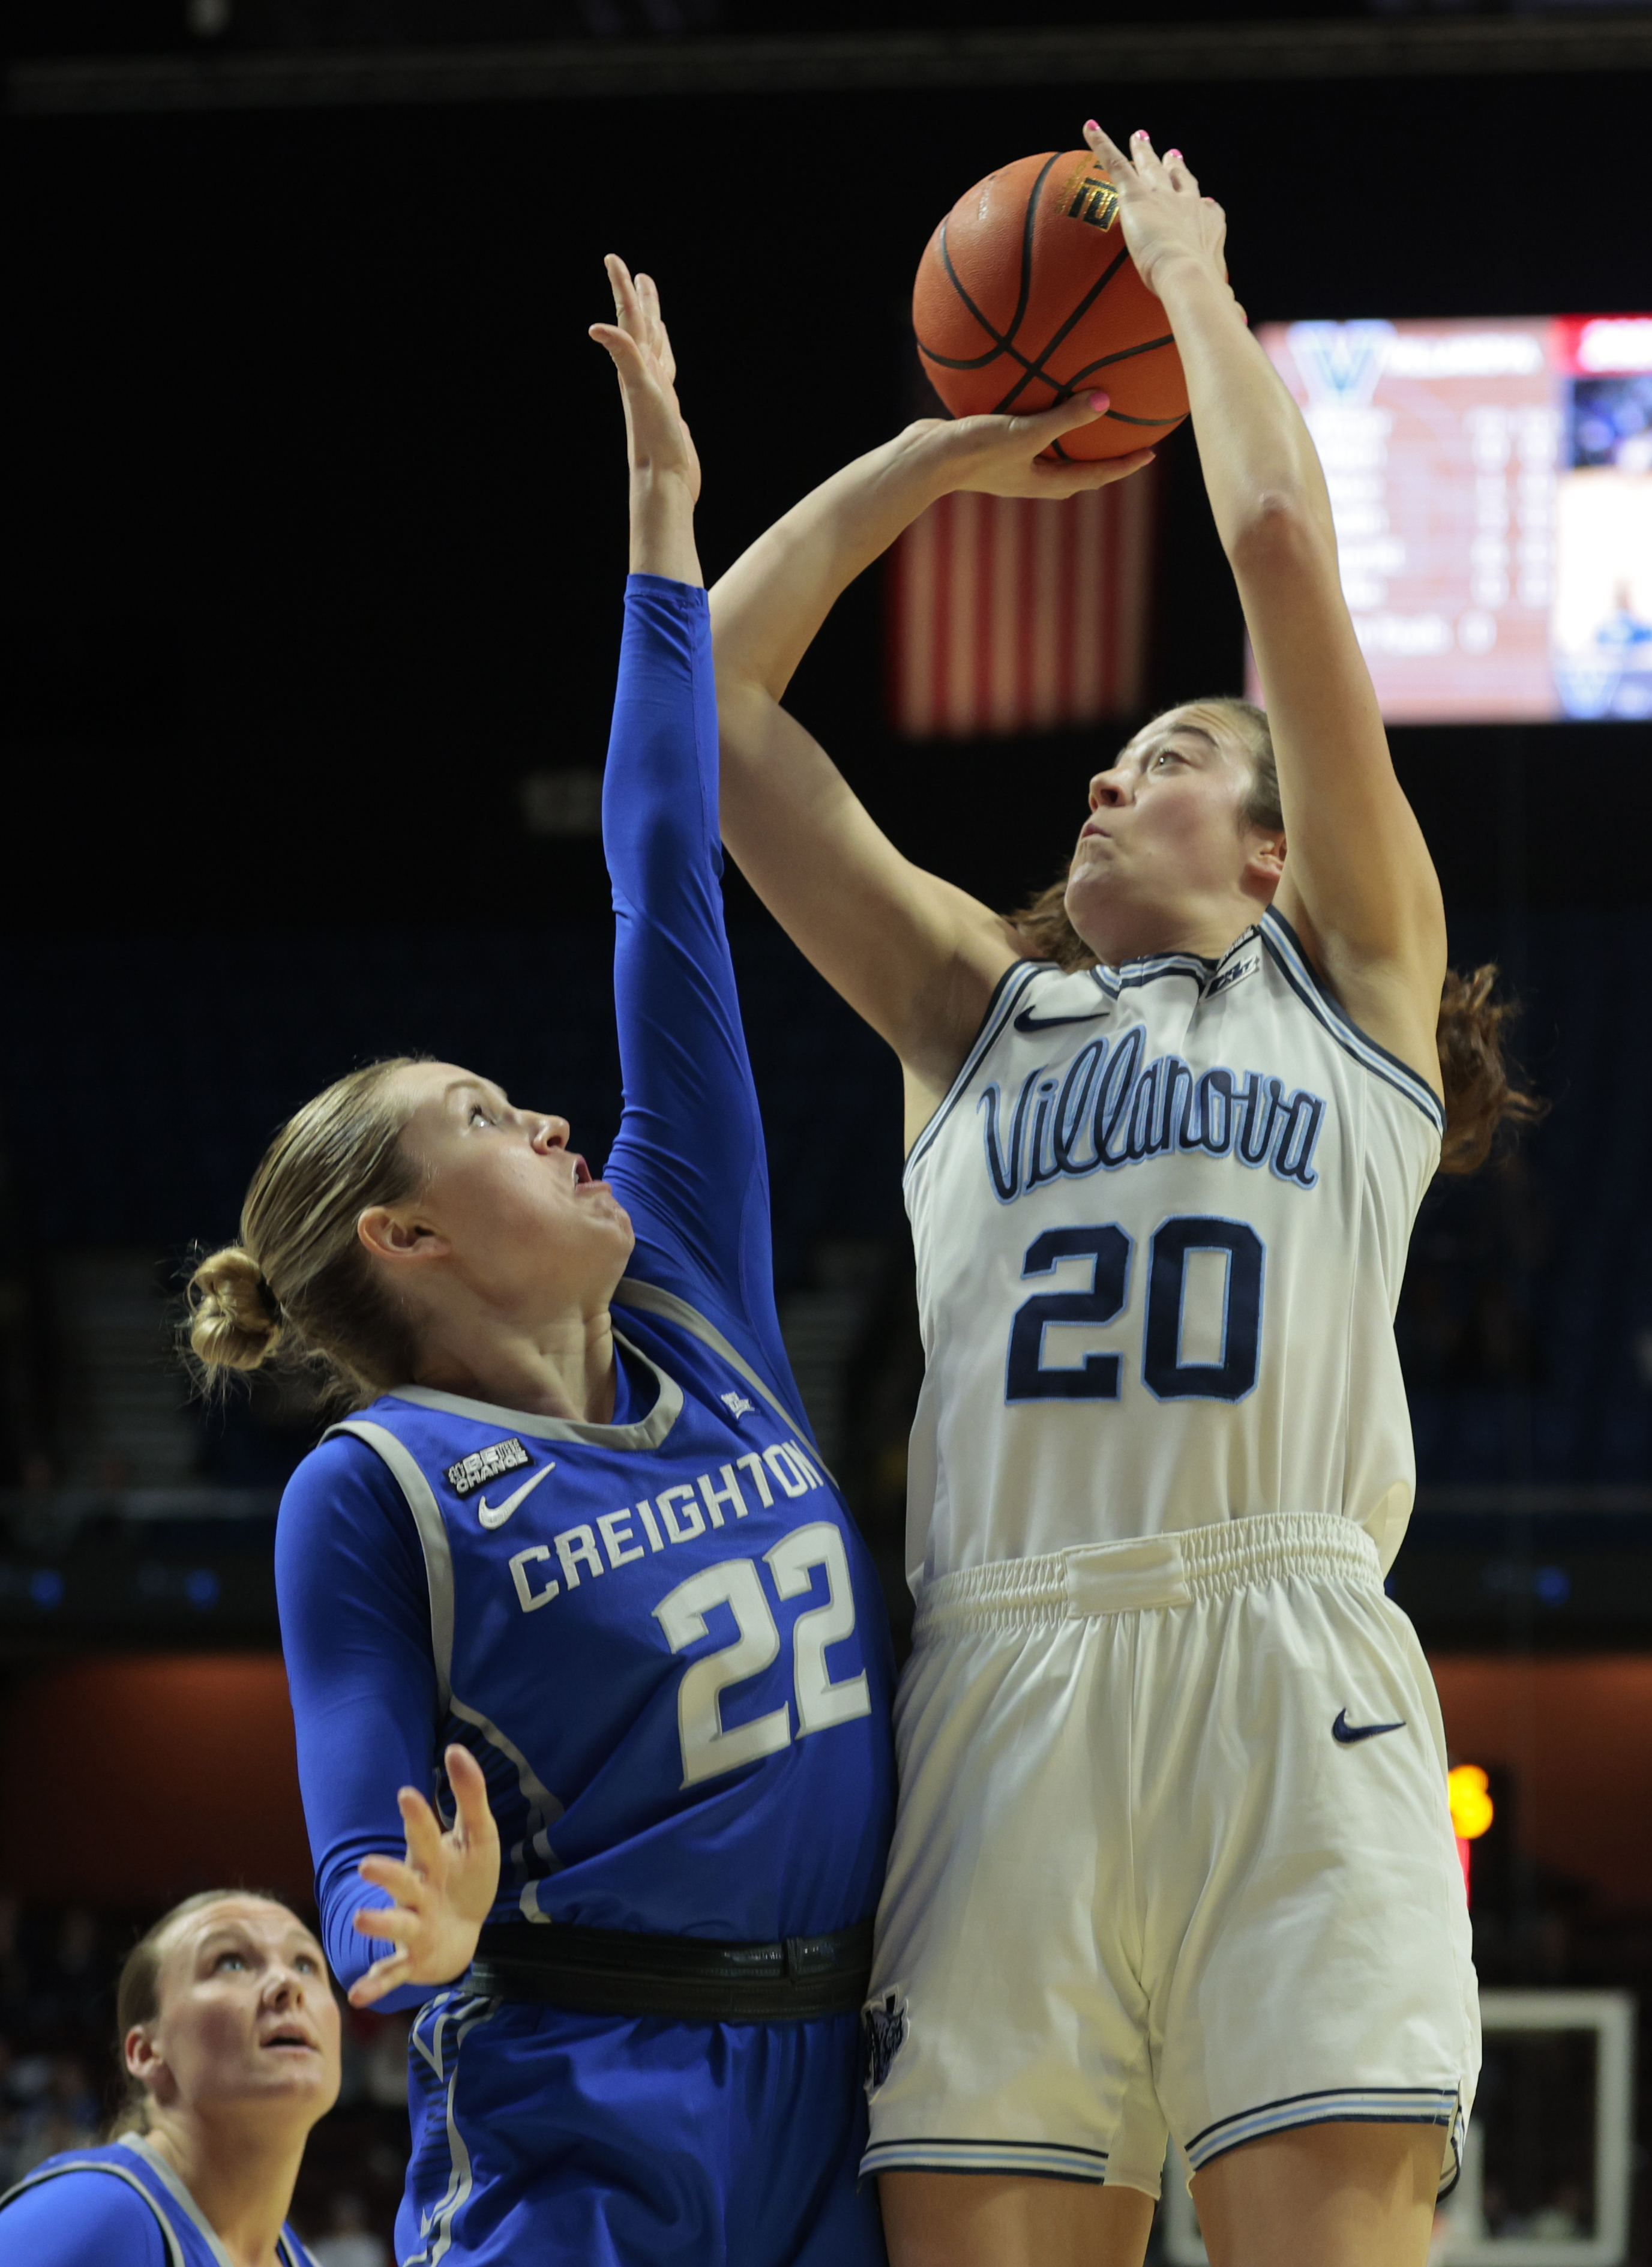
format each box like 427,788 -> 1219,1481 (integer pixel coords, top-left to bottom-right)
471,1916 -> 875,2023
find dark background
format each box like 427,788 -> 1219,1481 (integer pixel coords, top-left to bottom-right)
2,5 -> 1651,2255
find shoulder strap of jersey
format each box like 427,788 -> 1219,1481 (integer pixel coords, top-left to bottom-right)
904,960 -> 1050,1180
325,1416 -> 457,1712
0,2153 -> 188,2267
1260,908 -> 1446,1134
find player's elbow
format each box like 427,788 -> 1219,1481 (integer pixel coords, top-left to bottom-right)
1227,488 -> 1332,580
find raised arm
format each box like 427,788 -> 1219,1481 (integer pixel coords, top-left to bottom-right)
1084,124 -> 1446,1086
712,403 -> 1154,1144
586,263 -> 792,1370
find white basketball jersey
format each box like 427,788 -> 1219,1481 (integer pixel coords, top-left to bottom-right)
903,908 -> 1443,1588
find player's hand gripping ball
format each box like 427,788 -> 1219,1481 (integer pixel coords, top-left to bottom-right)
913,140 -> 1191,462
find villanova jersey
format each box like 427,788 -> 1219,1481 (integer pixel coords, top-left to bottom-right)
903,908 -> 1444,1588
331,1275 -> 895,1944
0,2137 -> 316,2265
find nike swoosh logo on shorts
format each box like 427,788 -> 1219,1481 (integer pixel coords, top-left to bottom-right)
1332,1708 -> 1406,1744
1012,1007 -> 1110,1035
477,1462 -> 556,1529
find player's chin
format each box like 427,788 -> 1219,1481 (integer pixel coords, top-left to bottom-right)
585,1187 -> 634,1240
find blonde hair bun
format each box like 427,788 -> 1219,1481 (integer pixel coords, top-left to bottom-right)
188,1246 -> 284,1371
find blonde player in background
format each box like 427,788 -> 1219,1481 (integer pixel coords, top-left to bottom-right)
0,1892 -> 337,2265
709,124 -> 1534,2267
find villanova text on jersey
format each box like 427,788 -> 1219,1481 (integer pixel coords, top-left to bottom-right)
901,912 -> 1447,1583
978,1017 -> 1328,1203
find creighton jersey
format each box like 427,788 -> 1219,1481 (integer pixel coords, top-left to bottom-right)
0,2136 -> 317,2266
331,1275 -> 894,1943
904,908 -> 1444,1587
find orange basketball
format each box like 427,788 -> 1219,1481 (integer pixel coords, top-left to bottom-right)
913,149 -> 1189,461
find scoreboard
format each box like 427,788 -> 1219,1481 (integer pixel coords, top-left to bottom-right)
1247,315 -> 1652,723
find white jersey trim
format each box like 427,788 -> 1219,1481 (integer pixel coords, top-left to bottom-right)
1260,909 -> 1446,1134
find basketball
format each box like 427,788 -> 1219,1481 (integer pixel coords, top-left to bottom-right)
913,148 -> 1189,460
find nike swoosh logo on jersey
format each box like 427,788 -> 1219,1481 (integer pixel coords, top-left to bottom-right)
1012,1007 -> 1110,1035
477,1462 -> 556,1529
1331,1708 -> 1406,1744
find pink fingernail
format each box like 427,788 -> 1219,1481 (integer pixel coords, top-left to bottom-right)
1084,118 -> 1099,133
1087,392 -> 1110,411
1135,128 -> 1149,139
1167,148 -> 1182,161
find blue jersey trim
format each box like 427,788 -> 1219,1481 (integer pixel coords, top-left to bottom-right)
1260,909 -> 1446,1134
904,960 -> 1045,1183
1185,2083 -> 1462,2195
860,2137 -> 1108,2184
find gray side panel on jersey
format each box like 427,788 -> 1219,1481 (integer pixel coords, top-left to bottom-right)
327,1419 -> 456,1716
404,1992 -> 501,2267
444,1693 -> 565,1921
904,960 -> 1048,1181
611,1276 -> 830,1477
0,2158 -> 188,2267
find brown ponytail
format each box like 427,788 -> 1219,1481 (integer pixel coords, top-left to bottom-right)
1434,963 -> 1545,1175
1009,696 -> 1543,1177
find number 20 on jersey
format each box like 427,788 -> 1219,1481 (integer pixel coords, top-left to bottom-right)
1008,1212 -> 1264,1404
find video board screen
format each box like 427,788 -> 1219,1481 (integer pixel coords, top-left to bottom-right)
1245,315 -> 1652,722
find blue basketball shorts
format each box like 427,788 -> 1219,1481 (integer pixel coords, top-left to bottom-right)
398,1992 -> 886,2266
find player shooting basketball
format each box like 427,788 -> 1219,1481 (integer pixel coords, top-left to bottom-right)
710,125 -> 1534,2267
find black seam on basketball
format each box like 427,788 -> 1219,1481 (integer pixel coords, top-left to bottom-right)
924,165 -> 1180,426
989,242 -> 1135,415
919,337 -> 1036,374
926,155 -> 1084,380
929,219 -> 1024,367
1062,334 -> 1177,386
1007,152 -> 1065,355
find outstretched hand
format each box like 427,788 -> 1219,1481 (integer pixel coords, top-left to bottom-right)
348,1744 -> 500,2009
589,255 -> 701,501
1081,123 -> 1231,304
916,388 -> 1156,501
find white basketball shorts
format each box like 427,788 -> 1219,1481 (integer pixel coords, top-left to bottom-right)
861,1513 -> 1479,2199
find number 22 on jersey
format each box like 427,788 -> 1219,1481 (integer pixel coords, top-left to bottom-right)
653,1519 -> 871,1789
1007,1212 -> 1265,1404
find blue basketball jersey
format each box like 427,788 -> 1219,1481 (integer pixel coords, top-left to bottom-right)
0,2138 -> 317,2266
272,577 -> 894,2263
331,1274 -> 895,1942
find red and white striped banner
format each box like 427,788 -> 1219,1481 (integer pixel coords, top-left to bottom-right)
885,470 -> 1159,740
